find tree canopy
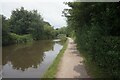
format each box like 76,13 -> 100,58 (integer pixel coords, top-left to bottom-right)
2,7 -> 60,46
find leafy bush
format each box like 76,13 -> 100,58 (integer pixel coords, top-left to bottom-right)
2,33 -> 14,46
65,2 -> 120,78
10,33 -> 33,44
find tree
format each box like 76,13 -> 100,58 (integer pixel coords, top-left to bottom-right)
2,15 -> 14,45
10,7 -> 30,34
64,2 -> 120,78
28,10 -> 44,40
43,21 -> 55,39
9,7 -> 45,40
2,7 -> 58,46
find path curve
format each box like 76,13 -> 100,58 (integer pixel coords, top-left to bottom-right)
56,38 -> 89,78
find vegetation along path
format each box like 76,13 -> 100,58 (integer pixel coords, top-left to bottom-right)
56,38 -> 89,78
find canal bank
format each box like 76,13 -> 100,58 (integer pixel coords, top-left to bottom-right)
43,38 -> 89,78
43,39 -> 68,78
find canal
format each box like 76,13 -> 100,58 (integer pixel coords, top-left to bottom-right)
2,39 -> 64,78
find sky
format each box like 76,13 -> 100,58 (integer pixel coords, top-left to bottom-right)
0,0 -> 73,28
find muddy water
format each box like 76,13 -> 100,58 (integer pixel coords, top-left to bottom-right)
2,40 -> 63,78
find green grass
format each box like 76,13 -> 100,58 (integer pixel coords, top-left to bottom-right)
42,39 -> 68,78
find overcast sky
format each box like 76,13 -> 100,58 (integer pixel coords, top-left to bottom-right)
0,0 -> 73,28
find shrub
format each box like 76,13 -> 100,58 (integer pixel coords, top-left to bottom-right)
10,33 -> 33,44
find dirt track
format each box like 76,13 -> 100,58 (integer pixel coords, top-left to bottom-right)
56,38 -> 89,78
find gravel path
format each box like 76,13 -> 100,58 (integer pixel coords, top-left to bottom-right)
56,38 -> 89,78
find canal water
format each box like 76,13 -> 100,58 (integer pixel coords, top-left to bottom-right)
2,40 -> 64,78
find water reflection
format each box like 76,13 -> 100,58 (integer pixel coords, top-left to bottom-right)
2,40 -> 63,78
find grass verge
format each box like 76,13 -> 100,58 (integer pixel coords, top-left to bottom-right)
42,39 -> 68,78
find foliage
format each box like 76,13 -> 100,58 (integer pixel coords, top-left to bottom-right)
55,27 -> 69,37
2,7 -> 59,46
9,7 -> 45,40
2,15 -> 14,46
10,33 -> 33,44
10,7 -> 31,34
43,21 -> 55,39
64,2 -> 120,78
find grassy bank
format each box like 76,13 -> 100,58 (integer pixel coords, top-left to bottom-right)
42,39 -> 68,78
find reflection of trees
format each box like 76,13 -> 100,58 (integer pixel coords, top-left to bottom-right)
3,40 -> 54,71
55,40 -> 65,46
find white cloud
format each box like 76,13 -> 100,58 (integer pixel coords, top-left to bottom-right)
0,0 -> 73,28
